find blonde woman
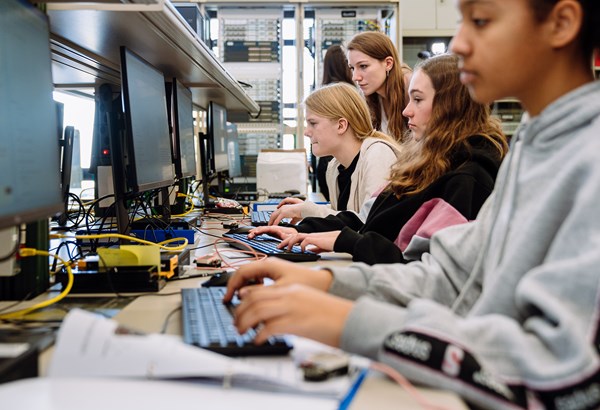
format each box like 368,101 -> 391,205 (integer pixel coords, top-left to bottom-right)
268,82 -> 401,226
317,44 -> 356,201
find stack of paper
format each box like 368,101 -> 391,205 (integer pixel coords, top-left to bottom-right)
48,309 -> 359,400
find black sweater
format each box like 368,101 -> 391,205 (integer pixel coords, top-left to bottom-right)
296,136 -> 503,265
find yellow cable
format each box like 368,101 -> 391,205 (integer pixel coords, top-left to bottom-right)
171,203 -> 196,217
180,192 -> 200,200
0,248 -> 74,320
50,233 -> 189,251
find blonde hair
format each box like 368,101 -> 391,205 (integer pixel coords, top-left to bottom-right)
388,54 -> 508,196
304,82 -> 399,147
346,31 -> 410,142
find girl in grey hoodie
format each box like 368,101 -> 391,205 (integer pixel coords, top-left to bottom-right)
225,0 -> 600,408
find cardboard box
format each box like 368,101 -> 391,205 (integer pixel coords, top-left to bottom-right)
256,149 -> 308,195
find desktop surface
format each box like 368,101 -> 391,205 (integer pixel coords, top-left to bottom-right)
1,211 -> 466,409
0,377 -> 337,410
0,329 -> 56,384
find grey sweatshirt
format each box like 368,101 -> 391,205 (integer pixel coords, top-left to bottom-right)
328,81 -> 600,410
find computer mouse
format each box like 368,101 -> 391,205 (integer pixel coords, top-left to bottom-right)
227,225 -> 254,235
202,271 -> 232,287
284,189 -> 300,195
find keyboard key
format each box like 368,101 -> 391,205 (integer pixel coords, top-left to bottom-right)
181,287 -> 292,356
251,210 -> 272,226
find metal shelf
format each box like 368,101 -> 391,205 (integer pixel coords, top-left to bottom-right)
44,0 -> 259,114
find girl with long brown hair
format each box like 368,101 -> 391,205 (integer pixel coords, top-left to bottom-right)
346,31 -> 412,142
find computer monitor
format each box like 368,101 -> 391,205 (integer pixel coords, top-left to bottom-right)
55,101 -> 65,143
120,46 -> 175,193
70,128 -> 83,190
226,122 -> 242,178
207,101 -> 229,173
0,0 -> 63,231
54,126 -> 75,226
60,126 -> 75,201
169,78 -> 197,179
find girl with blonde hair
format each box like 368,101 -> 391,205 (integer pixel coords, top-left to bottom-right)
268,82 -> 401,225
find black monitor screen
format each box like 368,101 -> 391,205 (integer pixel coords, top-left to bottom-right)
172,79 -> 197,179
207,102 -> 229,173
226,122 -> 242,178
120,47 -> 175,192
0,0 -> 63,230
60,126 -> 75,200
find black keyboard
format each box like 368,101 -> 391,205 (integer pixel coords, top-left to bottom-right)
267,192 -> 292,199
251,210 -> 292,226
251,210 -> 273,226
181,287 -> 292,356
223,232 -> 320,262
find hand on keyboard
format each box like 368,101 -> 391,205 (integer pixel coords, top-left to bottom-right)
247,225 -> 298,240
181,287 -> 292,356
223,225 -> 320,262
269,198 -> 305,226
230,277 -> 354,347
279,231 -> 341,253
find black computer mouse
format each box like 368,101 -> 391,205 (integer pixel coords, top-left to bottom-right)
284,189 -> 300,195
227,225 -> 255,235
202,271 -> 233,287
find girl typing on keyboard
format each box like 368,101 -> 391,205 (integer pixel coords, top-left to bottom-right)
267,82 -> 402,226
225,2 -> 600,407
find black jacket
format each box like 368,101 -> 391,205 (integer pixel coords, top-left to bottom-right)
296,136 -> 503,264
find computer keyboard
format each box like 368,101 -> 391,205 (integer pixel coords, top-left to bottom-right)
251,210 -> 273,226
267,192 -> 292,199
222,232 -> 320,262
262,198 -> 283,204
181,287 -> 293,356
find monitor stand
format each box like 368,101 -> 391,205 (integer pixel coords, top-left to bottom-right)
201,175 -> 243,215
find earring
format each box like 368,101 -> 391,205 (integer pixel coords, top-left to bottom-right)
386,70 -> 390,78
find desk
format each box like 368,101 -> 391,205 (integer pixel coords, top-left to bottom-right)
2,211 -> 468,409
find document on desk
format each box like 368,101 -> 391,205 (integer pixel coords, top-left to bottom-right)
48,309 -> 358,402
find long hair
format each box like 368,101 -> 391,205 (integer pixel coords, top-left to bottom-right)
346,31 -> 410,142
322,44 -> 354,86
388,54 -> 508,197
304,82 -> 399,148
